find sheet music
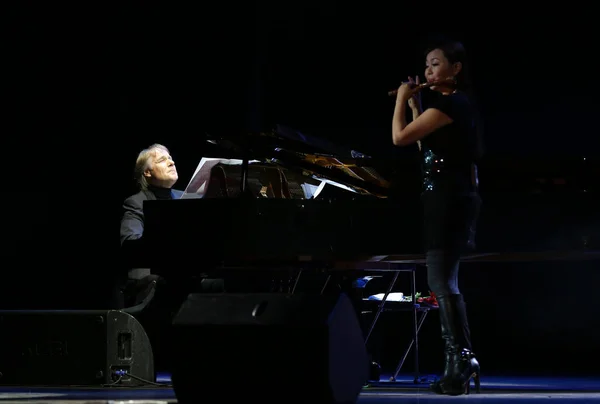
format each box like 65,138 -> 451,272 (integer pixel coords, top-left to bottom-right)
300,183 -> 319,199
312,177 -> 357,199
180,158 -> 260,199
180,157 -> 357,199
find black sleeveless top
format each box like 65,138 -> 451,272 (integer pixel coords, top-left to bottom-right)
419,90 -> 482,252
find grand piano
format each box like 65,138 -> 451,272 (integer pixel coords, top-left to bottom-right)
143,124 -> 600,271
143,130 -> 600,386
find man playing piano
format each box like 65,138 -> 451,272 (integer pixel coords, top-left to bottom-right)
119,143 -> 224,306
120,143 -> 181,304
392,36 -> 482,395
119,143 -> 226,371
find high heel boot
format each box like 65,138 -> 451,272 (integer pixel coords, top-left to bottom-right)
430,294 -> 481,395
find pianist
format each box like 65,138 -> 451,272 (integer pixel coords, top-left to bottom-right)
120,143 -> 181,288
392,36 -> 482,395
119,143 -> 224,307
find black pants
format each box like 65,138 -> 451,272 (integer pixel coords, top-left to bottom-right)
421,191 -> 481,297
426,249 -> 461,297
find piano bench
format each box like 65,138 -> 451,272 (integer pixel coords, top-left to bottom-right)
121,279 -> 159,316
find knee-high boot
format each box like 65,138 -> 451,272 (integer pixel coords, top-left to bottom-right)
430,294 -> 481,395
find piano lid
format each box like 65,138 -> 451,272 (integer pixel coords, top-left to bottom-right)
205,124 -> 392,197
206,124 -> 371,160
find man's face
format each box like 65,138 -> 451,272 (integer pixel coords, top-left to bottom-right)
144,148 -> 178,188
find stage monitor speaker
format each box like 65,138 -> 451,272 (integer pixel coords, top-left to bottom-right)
0,309 -> 154,386
170,293 -> 368,404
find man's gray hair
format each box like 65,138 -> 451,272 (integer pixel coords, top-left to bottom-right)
134,143 -> 170,190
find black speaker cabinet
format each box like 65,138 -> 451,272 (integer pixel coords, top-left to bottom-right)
170,293 -> 368,404
0,309 -> 154,386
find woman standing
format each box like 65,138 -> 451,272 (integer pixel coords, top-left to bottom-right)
392,36 -> 483,395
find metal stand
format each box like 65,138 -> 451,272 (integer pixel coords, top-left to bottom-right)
390,309 -> 430,382
240,156 -> 249,194
360,264 -> 435,384
275,263 -> 434,383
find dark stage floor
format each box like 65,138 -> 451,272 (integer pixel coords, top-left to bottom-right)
1,373 -> 599,403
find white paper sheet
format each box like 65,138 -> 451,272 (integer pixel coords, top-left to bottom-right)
180,158 -> 260,199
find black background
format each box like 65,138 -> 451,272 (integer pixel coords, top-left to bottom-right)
4,3 -> 599,376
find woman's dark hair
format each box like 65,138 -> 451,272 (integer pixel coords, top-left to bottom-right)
423,35 -> 485,159
423,35 -> 472,93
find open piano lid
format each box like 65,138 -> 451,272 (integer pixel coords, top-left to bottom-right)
204,124 -> 392,197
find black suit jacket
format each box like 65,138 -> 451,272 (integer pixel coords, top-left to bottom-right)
120,188 -> 183,268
